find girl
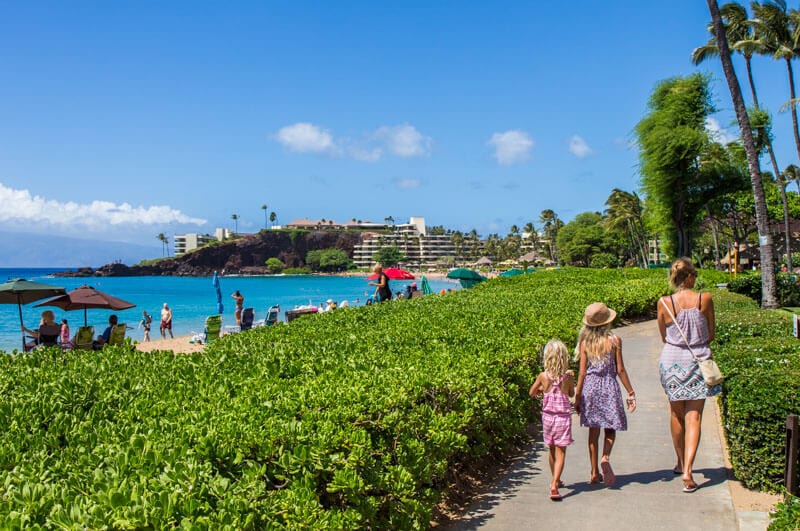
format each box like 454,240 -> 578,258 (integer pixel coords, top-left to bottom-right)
529,339 -> 575,501
574,302 -> 636,487
60,319 -> 70,347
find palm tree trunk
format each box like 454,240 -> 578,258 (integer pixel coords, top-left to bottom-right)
706,205 -> 721,269
708,0 -> 778,308
746,56 -> 759,108
788,59 -> 800,165
766,148 -> 793,270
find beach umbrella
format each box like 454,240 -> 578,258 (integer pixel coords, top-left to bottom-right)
35,285 -> 135,326
421,275 -> 433,295
212,271 -> 224,314
366,267 -> 415,280
446,268 -> 486,289
0,278 -> 66,351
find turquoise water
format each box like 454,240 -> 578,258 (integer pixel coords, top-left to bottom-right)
0,268 -> 458,353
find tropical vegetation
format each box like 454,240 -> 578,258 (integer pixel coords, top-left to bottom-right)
0,269 -> 667,528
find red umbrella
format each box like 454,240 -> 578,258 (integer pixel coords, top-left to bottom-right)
367,267 -> 415,280
35,285 -> 136,326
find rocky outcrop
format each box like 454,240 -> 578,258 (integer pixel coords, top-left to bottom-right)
56,230 -> 364,277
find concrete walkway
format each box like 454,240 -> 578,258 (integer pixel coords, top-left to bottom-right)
447,320 -> 767,531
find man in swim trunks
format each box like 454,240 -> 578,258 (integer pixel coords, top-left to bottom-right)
160,303 -> 173,339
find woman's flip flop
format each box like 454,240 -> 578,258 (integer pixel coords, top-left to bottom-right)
601,461 -> 615,486
550,487 -> 562,501
682,479 -> 698,493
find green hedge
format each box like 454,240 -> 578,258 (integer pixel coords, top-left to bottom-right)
713,291 -> 798,493
0,268 -> 668,528
728,272 -> 800,307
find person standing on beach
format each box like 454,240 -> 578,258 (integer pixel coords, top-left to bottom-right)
369,263 -> 392,302
231,290 -> 244,327
160,303 -> 173,339
139,311 -> 152,342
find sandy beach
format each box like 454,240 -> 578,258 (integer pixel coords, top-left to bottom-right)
135,335 -> 205,354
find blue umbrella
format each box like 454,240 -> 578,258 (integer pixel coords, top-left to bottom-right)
212,271 -> 224,314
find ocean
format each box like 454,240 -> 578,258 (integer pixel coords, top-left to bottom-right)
0,268 -> 458,353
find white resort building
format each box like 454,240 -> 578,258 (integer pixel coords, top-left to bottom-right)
350,217 -> 456,268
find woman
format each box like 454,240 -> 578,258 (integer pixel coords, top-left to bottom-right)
657,257 -> 720,493
231,290 -> 244,326
368,263 -> 392,302
22,310 -> 60,349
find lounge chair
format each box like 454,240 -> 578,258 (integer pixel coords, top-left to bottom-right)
107,323 -> 128,346
255,305 -> 280,327
72,326 -> 95,351
240,308 -> 254,331
24,323 -> 61,351
204,315 -> 222,342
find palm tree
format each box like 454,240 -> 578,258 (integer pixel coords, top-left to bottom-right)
693,2 -> 762,106
604,189 -> 649,267
750,108 -> 792,270
785,164 -> 800,194
270,211 -> 277,228
707,0 -> 778,307
693,3 -> 792,268
157,233 -> 169,257
750,0 -> 800,163
231,214 -> 239,235
261,204 -> 268,229
539,210 -> 562,262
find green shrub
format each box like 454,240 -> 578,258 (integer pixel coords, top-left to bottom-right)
0,269 -> 668,528
728,272 -> 800,307
770,495 -> 800,530
713,291 -> 798,491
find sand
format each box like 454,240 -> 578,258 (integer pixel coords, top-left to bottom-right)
134,335 -> 205,354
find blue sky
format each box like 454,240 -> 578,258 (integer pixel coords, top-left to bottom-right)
0,1 -> 797,262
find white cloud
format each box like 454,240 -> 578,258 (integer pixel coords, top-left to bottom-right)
487,130 -> 534,165
273,122 -> 431,161
568,135 -> 593,158
705,117 -> 737,144
373,124 -> 432,158
0,183 -> 206,231
274,122 -> 336,154
347,145 -> 383,162
395,178 -> 420,189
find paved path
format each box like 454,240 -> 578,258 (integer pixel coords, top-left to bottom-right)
447,320 -> 759,531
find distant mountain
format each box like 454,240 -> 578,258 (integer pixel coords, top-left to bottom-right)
0,232 -> 162,268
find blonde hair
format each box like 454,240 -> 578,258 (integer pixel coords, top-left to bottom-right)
669,257 -> 697,291
543,339 -> 569,378
578,324 -> 613,365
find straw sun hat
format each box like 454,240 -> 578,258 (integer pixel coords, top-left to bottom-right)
583,302 -> 617,327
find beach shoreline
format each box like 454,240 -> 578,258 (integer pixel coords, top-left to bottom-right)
135,335 -> 205,354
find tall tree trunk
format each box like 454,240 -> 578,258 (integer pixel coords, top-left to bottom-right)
746,56 -> 759,108
708,0 -> 778,308
764,140 -> 793,270
706,205 -> 722,269
788,58 -> 800,165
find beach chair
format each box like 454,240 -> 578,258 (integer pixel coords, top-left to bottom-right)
107,323 -> 128,346
73,326 -> 95,351
256,305 -> 280,327
204,315 -> 222,342
240,308 -> 254,331
24,323 -> 61,351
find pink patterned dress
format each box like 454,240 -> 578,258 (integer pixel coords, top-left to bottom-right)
579,343 -> 627,431
542,373 -> 574,447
